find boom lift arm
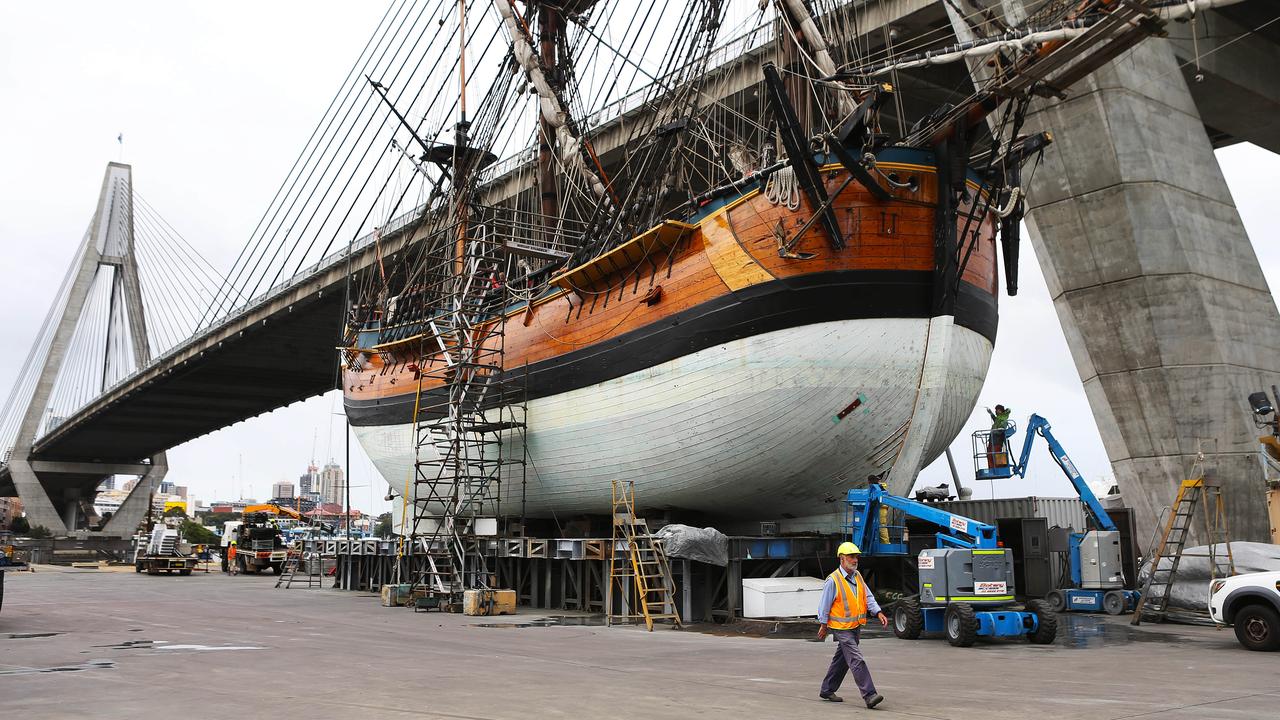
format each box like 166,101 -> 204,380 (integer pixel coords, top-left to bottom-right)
845,483 -> 998,555
981,413 -> 1117,531
977,413 -> 1137,613
845,483 -> 1059,646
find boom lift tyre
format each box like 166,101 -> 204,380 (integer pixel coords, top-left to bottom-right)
945,603 -> 979,647
1026,600 -> 1058,644
894,597 -> 924,640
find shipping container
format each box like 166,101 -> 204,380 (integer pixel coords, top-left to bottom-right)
927,497 -> 1087,533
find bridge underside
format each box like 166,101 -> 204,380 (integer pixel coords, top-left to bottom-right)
0,291 -> 341,496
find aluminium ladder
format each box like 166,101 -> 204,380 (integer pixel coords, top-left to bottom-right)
608,480 -> 681,631
1131,476 -> 1235,624
275,539 -> 323,589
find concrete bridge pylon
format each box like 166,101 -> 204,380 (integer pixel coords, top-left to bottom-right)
947,1 -> 1280,544
5,163 -> 167,538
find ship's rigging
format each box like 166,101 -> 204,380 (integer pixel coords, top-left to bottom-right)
338,1 -> 1187,331
297,0 -> 1208,588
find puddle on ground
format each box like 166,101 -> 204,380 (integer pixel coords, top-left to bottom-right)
91,639 -> 264,651
474,615 -> 606,629
0,659 -> 115,676
6,632 -> 62,639
1055,614 -> 1196,649
153,644 -> 265,651
93,639 -> 160,649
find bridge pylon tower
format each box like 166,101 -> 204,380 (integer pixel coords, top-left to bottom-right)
2,163 -> 166,538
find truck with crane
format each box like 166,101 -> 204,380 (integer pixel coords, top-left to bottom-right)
845,483 -> 1057,647
973,413 -> 1140,614
222,503 -> 335,575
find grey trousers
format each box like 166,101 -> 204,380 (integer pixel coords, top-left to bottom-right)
821,628 -> 877,699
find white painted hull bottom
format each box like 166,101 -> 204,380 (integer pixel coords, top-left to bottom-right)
353,317 -> 993,521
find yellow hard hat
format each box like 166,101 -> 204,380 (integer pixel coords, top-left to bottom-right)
837,541 -> 861,556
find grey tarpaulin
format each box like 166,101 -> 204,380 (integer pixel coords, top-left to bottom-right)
654,524 -> 729,567
1138,542 -> 1280,609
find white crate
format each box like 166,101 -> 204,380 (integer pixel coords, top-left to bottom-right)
741,577 -> 826,618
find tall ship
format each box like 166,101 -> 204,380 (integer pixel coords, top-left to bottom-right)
338,0 -> 1175,524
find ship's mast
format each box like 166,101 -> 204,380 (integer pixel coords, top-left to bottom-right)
537,2 -> 562,228
494,0 -> 608,201
453,0 -> 470,280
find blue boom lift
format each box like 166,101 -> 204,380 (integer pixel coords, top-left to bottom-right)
974,413 -> 1139,614
845,484 -> 1057,646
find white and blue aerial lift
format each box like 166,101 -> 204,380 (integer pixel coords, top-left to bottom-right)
974,413 -> 1140,614
845,484 -> 1057,647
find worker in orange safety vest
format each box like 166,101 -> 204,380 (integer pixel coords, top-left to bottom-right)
817,541 -> 888,709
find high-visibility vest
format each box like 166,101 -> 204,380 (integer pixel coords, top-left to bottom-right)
827,570 -> 869,630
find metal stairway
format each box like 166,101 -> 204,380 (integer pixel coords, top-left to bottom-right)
608,480 -> 681,631
1132,474 -> 1235,624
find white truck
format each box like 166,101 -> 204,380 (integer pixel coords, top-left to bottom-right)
134,525 -> 199,576
1208,571 -> 1280,652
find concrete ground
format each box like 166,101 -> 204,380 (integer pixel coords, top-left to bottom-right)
2,567 -> 1276,719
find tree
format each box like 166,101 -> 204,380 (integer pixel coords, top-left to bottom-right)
198,511 -> 240,527
10,516 -> 30,534
163,506 -> 188,519
179,519 -> 218,545
375,512 -> 393,538
27,524 -> 52,539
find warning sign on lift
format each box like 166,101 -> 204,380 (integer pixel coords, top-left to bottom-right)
918,554 -> 935,569
949,516 -> 967,533
975,581 -> 1007,595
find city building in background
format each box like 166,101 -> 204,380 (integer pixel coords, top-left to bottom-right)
272,481 -> 295,501
298,464 -> 318,496
319,460 -> 345,505
0,497 -> 23,530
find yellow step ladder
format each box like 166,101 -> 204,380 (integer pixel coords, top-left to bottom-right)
608,480 -> 681,631
1132,472 -> 1235,625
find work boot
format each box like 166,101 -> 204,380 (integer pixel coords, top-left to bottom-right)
864,693 -> 884,709
819,692 -> 843,702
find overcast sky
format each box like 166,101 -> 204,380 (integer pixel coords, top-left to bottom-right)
1,3 -> 1277,518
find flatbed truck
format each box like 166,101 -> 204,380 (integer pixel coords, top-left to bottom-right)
134,526 -> 199,576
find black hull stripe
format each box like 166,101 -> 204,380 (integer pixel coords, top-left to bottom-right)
346,269 -> 997,427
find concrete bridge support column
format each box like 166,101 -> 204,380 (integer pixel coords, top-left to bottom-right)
102,456 -> 167,536
947,4 -> 1280,543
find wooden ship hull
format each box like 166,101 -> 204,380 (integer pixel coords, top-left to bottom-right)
343,147 -> 1000,519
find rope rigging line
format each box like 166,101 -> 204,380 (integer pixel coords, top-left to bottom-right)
201,0 -> 418,327
232,0 -> 442,312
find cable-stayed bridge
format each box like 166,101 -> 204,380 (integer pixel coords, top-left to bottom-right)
0,163 -> 416,536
